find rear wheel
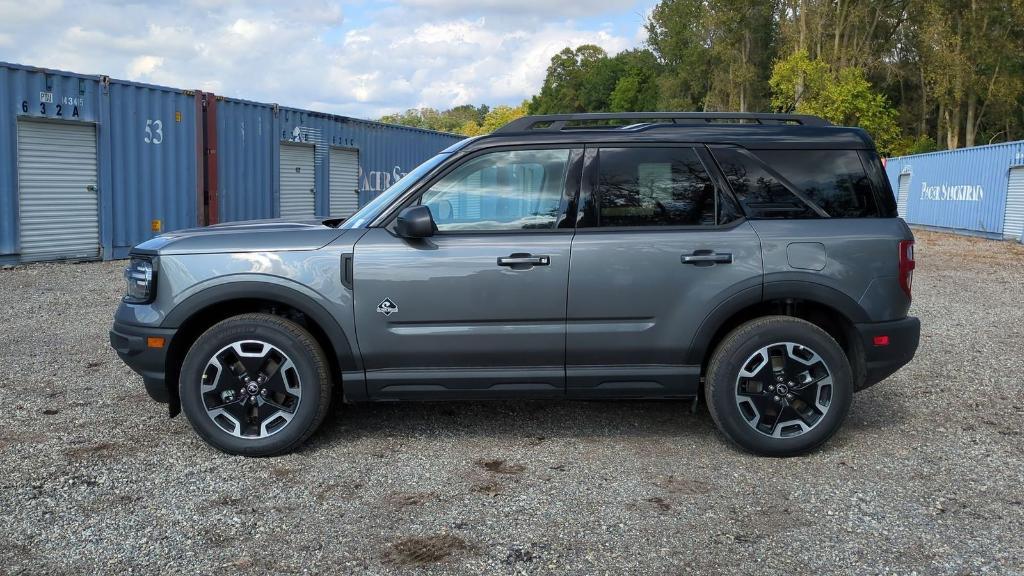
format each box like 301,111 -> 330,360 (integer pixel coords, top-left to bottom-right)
705,316 -> 853,456
179,313 -> 331,456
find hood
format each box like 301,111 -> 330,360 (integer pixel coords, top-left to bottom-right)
133,217 -> 350,255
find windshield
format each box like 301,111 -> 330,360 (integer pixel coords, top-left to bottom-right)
341,152 -> 452,229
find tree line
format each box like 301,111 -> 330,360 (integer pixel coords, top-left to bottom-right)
380,0 -> 1024,156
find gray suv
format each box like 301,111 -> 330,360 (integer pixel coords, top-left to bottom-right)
110,112 -> 920,457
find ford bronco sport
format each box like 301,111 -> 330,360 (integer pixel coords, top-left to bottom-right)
110,112 -> 920,457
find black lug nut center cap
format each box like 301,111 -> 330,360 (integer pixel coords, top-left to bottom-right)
246,382 -> 259,395
776,384 -> 790,395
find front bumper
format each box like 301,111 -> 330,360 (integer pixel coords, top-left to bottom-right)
853,316 -> 920,390
110,321 -> 177,403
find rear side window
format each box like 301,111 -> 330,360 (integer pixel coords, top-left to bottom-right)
588,147 -> 716,227
756,150 -> 880,218
860,150 -> 898,217
712,148 -> 817,219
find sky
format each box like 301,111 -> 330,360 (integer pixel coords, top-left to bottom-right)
0,0 -> 657,119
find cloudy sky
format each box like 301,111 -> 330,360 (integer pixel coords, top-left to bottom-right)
0,0 -> 656,119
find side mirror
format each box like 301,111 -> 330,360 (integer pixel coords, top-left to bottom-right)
396,205 -> 436,238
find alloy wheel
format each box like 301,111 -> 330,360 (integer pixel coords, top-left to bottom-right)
734,342 -> 833,438
200,340 -> 302,439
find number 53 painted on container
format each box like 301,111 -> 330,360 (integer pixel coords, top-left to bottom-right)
144,119 -> 163,144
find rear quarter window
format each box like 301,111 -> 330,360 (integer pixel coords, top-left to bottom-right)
711,147 -> 891,219
711,148 -> 818,219
755,150 -> 881,218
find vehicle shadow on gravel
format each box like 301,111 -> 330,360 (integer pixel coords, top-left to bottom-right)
313,398 -> 717,445
843,384 -> 911,433
308,385 -> 908,450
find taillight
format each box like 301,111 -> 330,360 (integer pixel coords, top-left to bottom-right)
898,240 -> 915,299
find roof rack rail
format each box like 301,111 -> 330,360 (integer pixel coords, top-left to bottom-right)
495,112 -> 831,133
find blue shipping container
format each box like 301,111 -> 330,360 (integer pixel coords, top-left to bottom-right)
214,99 -> 462,223
0,62 -> 199,261
1,61 -> 462,263
106,80 -> 198,257
885,141 -> 1024,238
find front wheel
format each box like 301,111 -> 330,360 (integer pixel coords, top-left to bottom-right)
179,313 -> 331,456
705,316 -> 853,457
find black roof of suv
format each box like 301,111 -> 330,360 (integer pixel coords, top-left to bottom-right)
462,112 -> 874,150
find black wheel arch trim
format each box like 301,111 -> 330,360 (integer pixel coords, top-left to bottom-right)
161,281 -> 361,398
686,285 -> 762,365
687,280 -> 869,365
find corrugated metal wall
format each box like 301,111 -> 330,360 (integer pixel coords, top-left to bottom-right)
212,100 -> 462,224
106,80 -> 198,257
1,61 -> 463,262
276,107 -> 462,218
0,64 -> 102,259
215,97 -> 277,222
885,141 -> 1024,238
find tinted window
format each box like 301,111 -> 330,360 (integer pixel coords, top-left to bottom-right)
712,148 -> 817,219
590,147 -> 716,227
860,150 -> 898,217
756,150 -> 880,217
419,149 -> 571,231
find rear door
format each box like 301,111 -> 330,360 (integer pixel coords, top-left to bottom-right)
352,147 -> 583,399
566,145 -> 762,397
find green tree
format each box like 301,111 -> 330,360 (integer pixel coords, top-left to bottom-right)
771,51 -> 901,154
379,105 -> 489,134
609,49 -> 661,111
460,102 -> 529,135
529,45 -> 623,114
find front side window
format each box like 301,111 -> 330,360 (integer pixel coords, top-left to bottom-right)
588,147 -> 716,227
419,149 -> 572,231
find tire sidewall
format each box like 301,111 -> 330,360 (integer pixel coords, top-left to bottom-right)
707,318 -> 854,457
180,317 -> 326,456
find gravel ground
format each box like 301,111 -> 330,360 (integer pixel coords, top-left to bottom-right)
1,229 -> 1023,575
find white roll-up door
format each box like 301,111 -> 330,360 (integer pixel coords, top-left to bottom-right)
1004,166 -> 1024,240
17,120 -> 99,262
896,173 -> 910,220
279,143 -> 315,219
329,148 -> 360,218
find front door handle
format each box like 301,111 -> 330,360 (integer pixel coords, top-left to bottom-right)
498,254 -> 550,267
682,251 -> 733,265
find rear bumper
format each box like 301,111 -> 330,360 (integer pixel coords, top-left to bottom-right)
853,316 -> 920,390
109,321 -> 177,403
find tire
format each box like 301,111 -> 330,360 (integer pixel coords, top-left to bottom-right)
705,316 -> 853,457
179,313 -> 332,457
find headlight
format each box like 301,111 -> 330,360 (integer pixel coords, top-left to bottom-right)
124,256 -> 155,304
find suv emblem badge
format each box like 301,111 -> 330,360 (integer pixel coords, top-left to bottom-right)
376,298 -> 399,316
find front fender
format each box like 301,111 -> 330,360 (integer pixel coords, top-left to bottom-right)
163,279 -> 360,376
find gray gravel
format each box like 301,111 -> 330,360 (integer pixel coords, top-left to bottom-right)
1,230 -> 1023,575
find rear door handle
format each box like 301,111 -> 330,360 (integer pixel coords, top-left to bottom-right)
498,254 -> 550,267
682,251 -> 733,265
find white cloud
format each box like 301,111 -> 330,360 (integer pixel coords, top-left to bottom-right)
0,0 -> 647,118
394,0 -> 637,17
127,55 -> 164,78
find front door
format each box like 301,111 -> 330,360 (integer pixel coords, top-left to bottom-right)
353,147 -> 582,399
566,145 -> 763,397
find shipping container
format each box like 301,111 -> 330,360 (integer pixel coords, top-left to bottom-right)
213,100 -> 462,224
0,61 -> 462,263
106,79 -> 199,258
0,62 -> 200,262
0,64 -> 104,262
885,141 -> 1024,240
